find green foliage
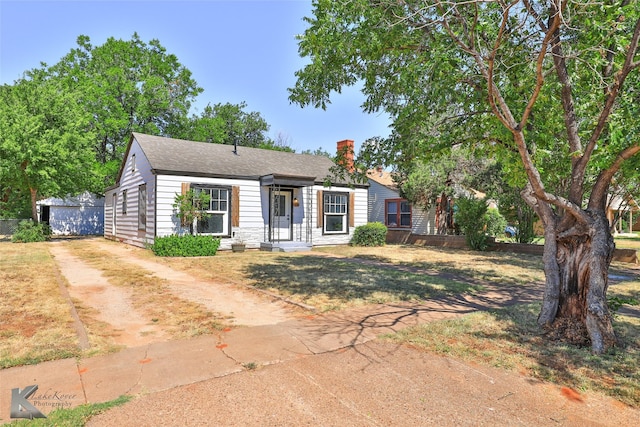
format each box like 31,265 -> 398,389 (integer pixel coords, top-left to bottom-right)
150,234 -> 221,257
484,208 -> 507,238
169,101 -> 287,151
0,69 -> 96,221
49,33 -> 203,185
350,222 -> 388,247
11,220 -> 52,243
608,296 -> 640,318
454,197 -> 489,251
173,189 -> 211,233
290,0 -> 640,217
400,148 -> 496,210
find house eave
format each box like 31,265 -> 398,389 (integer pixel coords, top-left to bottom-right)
260,174 -> 318,187
152,169 -> 261,181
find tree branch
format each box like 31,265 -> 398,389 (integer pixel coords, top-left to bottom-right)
589,144 -> 640,210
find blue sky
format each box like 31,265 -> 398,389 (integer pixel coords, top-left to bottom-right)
0,0 -> 391,154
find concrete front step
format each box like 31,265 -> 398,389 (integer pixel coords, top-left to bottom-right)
260,242 -> 313,252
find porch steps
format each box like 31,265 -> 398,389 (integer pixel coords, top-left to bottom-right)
260,242 -> 313,252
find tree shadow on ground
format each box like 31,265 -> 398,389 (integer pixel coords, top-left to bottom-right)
244,253 -> 543,310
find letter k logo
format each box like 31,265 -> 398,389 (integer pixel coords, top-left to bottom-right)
10,385 -> 46,419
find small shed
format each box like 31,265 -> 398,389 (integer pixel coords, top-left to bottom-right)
37,192 -> 105,235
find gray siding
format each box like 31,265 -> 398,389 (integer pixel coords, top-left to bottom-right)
367,180 -> 436,235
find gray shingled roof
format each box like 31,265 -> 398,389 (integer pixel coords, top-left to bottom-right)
129,133 -> 362,187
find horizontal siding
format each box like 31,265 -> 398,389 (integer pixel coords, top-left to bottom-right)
312,185 -> 367,246
367,181 -> 399,224
156,175 -> 265,249
412,205 -> 436,235
104,139 -> 155,248
49,207 -> 104,235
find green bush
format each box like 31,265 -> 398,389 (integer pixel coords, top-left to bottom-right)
484,208 -> 508,238
351,222 -> 387,247
11,220 -> 51,243
150,234 -> 221,257
454,196 -> 489,251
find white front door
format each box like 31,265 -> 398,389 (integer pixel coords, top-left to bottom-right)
271,190 -> 292,241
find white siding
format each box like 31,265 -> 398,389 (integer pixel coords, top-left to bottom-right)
155,174 -> 265,250
368,181 -> 399,224
312,185 -> 368,246
38,192 -> 105,235
104,139 -> 155,248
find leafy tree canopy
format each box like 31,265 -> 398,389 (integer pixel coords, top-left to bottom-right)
169,101 -> 293,152
49,33 -> 204,185
0,69 -> 96,220
290,0 -> 640,354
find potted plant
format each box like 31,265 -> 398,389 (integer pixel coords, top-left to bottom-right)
231,233 -> 246,252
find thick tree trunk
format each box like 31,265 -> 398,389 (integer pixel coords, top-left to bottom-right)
30,187 -> 39,223
538,208 -> 617,354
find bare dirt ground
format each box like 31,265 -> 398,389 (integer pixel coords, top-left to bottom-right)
49,238 -> 295,348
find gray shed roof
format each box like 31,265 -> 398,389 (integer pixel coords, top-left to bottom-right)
123,133 -> 363,187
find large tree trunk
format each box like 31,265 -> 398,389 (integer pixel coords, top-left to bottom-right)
538,208 -> 617,354
29,187 -> 39,223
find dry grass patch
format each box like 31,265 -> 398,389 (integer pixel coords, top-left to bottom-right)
0,242 -> 80,368
314,244 -> 545,285
385,274 -> 640,407
172,244 -> 542,312
156,244 -> 545,312
615,233 -> 640,250
64,241 -> 229,339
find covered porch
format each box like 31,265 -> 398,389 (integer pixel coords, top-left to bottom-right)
259,174 -> 315,252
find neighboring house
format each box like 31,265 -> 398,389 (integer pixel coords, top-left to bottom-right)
104,133 -> 368,251
367,167 -> 443,235
37,192 -> 105,235
607,194 -> 639,233
368,167 -> 480,236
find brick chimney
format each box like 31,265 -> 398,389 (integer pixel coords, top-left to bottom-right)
336,139 -> 355,172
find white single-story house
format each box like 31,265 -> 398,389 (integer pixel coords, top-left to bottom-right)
37,192 -> 105,235
104,133 -> 368,251
367,167 -> 442,235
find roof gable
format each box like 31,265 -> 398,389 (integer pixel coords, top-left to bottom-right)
366,168 -> 397,189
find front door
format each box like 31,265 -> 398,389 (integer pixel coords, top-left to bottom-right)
271,190 -> 292,241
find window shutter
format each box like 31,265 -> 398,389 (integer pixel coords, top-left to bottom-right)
232,186 -> 240,227
317,190 -> 323,228
181,182 -> 190,195
349,192 -> 355,227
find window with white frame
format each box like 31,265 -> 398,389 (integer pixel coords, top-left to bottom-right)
138,184 -> 147,231
323,192 -> 348,234
194,186 -> 230,236
385,199 -> 412,228
122,189 -> 127,214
